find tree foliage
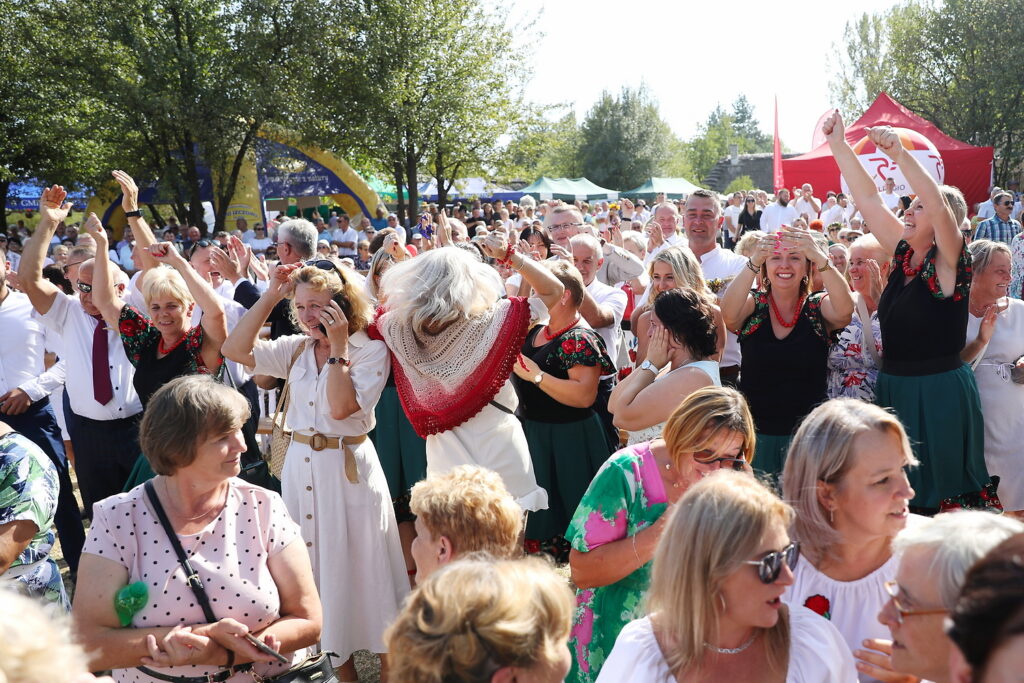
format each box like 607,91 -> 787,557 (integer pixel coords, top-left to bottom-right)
687,97 -> 773,185
497,108 -> 583,183
830,0 -> 1024,181
724,175 -> 756,194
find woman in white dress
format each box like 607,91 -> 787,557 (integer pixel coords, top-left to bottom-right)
223,260 -> 408,682
597,471 -> 855,683
962,239 -> 1024,514
373,214 -> 564,512
781,398 -> 920,682
609,288 -> 721,446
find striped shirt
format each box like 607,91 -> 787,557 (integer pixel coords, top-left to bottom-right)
975,216 -> 1021,244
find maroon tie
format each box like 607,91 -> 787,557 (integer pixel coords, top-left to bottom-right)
92,316 -> 114,405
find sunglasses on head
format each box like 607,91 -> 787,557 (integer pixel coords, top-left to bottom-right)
187,239 -> 213,259
743,541 -> 800,584
305,258 -> 347,284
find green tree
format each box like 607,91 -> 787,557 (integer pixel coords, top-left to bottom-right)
831,0 -> 1024,181
497,108 -> 583,183
577,87 -> 679,190
731,95 -> 772,150
724,175 -> 756,194
686,97 -> 772,185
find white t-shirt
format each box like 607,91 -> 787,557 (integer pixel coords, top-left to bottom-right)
331,227 -> 360,256
249,236 -> 273,253
881,191 -> 902,211
723,205 -> 743,238
597,608 -> 856,683
795,197 -> 821,221
820,204 -> 846,227
760,203 -> 800,233
586,278 -> 627,370
698,247 -> 747,369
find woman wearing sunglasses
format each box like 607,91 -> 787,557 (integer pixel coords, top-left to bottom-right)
223,259 -> 409,682
781,398 -> 919,681
567,387 -> 754,683
597,471 -> 856,683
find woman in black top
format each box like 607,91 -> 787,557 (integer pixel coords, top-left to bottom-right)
721,225 -> 853,476
824,111 -> 991,512
736,196 -> 763,239
512,260 -> 613,560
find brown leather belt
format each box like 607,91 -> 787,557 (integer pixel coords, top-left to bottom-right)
291,432 -> 368,483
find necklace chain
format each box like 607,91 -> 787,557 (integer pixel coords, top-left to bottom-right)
163,478 -> 224,522
704,632 -> 758,654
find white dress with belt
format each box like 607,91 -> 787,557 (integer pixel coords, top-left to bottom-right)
252,331 -> 409,659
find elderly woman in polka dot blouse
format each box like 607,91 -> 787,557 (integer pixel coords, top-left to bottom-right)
72,376 -> 322,683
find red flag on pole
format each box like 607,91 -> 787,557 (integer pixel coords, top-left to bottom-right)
773,96 -> 785,192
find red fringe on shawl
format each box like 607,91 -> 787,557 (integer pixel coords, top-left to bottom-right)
370,297 -> 531,438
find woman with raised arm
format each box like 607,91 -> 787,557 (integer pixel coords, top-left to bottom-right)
720,225 -> 853,477
373,213 -> 564,513
824,111 -> 992,513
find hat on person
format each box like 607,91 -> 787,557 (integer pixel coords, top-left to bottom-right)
412,232 -> 423,239
388,212 -> 398,218
317,239 -> 329,247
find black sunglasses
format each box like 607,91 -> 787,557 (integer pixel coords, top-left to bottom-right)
187,239 -> 213,259
76,280 -> 93,293
305,258 -> 347,284
62,259 -> 89,274
745,199 -> 755,203
1001,202 -> 1015,207
743,542 -> 800,584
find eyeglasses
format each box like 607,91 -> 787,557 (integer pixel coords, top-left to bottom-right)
883,581 -> 947,624
304,258 -> 347,284
548,222 -> 583,233
691,449 -> 748,471
62,260 -> 88,274
76,280 -> 93,293
743,542 -> 800,584
187,239 -> 213,259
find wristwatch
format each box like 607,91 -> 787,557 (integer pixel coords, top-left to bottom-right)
327,356 -> 350,366
124,209 -> 143,218
638,359 -> 662,375
817,258 -> 834,273
532,372 -> 543,385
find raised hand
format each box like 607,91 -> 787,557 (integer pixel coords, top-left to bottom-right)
866,126 -> 904,159
437,209 -> 453,246
210,246 -> 241,282
268,262 -> 301,298
822,110 -> 845,145
779,225 -> 828,267
865,258 -> 884,302
320,298 -> 350,346
39,185 -> 73,224
479,228 -> 511,260
111,170 -> 140,213
83,213 -> 108,247
148,241 -> 186,266
645,324 -> 672,370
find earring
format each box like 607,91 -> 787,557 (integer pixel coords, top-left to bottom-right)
719,594 -> 727,611
829,508 -> 835,524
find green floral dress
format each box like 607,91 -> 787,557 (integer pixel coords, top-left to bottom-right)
0,431 -> 67,608
565,441 -> 668,683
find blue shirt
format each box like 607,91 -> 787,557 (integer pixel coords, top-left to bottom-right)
975,216 -> 1021,244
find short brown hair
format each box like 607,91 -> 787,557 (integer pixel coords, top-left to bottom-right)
544,259 -> 585,308
140,375 -> 250,475
409,465 -> 522,558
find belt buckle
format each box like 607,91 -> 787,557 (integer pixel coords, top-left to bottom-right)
309,432 -> 328,452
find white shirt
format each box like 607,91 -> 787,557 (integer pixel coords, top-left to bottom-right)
239,229 -> 257,245
597,609 -> 856,683
249,236 -> 273,253
251,332 -> 387,437
585,279 -> 627,371
820,204 -> 846,227
794,197 -> 821,221
723,205 -> 742,238
698,247 -> 747,368
881,191 -> 902,211
760,202 -> 800,233
976,199 -> 996,220
190,294 -> 252,387
331,227 -> 360,256
35,292 -> 142,421
0,291 -> 64,401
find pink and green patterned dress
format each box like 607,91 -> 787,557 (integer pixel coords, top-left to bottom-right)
566,441 -> 669,683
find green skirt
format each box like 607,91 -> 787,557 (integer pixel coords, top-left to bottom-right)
369,385 -> 428,502
524,413 -> 612,541
876,363 -> 989,509
753,433 -> 793,483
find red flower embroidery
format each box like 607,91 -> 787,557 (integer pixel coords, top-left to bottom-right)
804,594 -> 832,619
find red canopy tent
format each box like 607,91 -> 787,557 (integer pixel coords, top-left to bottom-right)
781,92 -> 993,210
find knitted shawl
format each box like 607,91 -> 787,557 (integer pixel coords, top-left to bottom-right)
374,296 -> 531,438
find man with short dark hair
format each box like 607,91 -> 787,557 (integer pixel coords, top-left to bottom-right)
975,192 -> 1021,244
759,188 -> 799,233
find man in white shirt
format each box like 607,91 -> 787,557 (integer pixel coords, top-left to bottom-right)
19,184 -> 144,515
760,189 -> 799,233
331,214 -> 360,257
569,233 -> 627,450
682,189 -> 747,387
881,177 -> 901,212
0,249 -> 85,574
794,183 -> 821,222
976,187 -> 1002,220
722,192 -> 743,249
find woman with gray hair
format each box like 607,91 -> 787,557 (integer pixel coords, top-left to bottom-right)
863,511 -> 1024,683
374,212 -> 564,513
962,239 -> 1024,514
781,398 -> 918,680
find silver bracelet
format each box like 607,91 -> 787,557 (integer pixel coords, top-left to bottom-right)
631,535 -> 642,566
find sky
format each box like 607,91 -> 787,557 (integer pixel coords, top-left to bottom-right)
499,0 -> 895,154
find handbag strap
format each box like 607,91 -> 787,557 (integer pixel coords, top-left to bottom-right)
855,293 -> 883,369
273,340 -> 308,431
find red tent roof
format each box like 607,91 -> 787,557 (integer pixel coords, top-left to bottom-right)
781,93 -> 993,208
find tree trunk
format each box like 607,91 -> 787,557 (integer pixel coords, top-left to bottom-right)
212,122 -> 260,234
405,147 -> 419,230
434,149 -> 449,211
0,179 -> 9,234
393,162 -> 406,226
180,134 -> 206,232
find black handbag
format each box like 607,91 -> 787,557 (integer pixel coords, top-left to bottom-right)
140,480 -> 336,683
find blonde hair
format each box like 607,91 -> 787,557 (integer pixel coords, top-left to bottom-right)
410,465 -> 523,559
647,246 -> 712,306
969,239 -> 1012,274
734,230 -> 765,259
662,386 -> 756,469
140,375 -> 250,475
0,589 -> 90,683
648,472 -> 792,677
939,185 -> 968,226
781,399 -> 918,563
289,262 -> 371,335
142,265 -> 193,309
378,247 -> 502,338
385,557 -> 573,683
848,233 -> 886,262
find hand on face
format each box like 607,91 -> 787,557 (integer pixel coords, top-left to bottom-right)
646,323 -> 672,369
779,225 -> 826,266
319,298 -> 350,345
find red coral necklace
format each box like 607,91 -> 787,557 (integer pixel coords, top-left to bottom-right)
543,315 -> 580,340
768,294 -> 805,328
158,333 -> 187,355
900,246 -> 924,277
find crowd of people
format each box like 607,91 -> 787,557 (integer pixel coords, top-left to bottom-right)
1,116 -> 1024,683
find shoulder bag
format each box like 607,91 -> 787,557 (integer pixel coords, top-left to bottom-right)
269,341 -> 308,479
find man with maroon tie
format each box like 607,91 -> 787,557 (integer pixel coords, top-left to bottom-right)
20,185 -> 143,516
